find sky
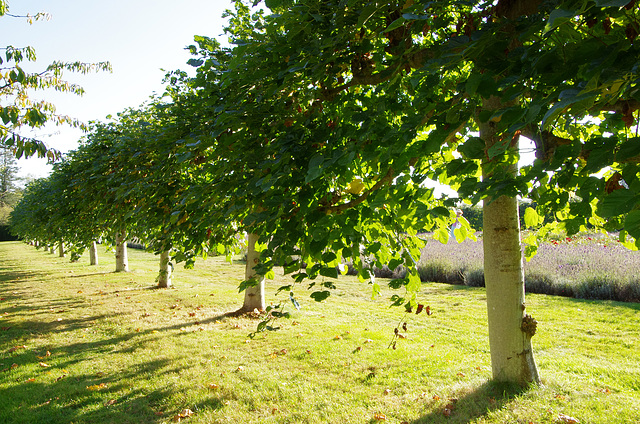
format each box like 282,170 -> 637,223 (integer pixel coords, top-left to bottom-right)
0,0 -> 236,181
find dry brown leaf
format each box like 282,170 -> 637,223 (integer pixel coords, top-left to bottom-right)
39,362 -> 50,368
8,345 -> 27,353
173,409 -> 194,422
105,399 -> 117,406
557,413 -> 580,424
373,413 -> 387,420
208,383 -> 219,389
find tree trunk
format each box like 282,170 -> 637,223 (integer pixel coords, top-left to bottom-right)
115,231 -> 129,272
157,250 -> 172,288
58,243 -> 65,257
89,241 -> 99,266
242,232 -> 265,311
480,97 -> 540,385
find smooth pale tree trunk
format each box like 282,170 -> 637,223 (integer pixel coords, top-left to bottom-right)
58,242 -> 65,258
89,241 -> 99,266
115,231 -> 129,272
242,233 -> 265,312
479,97 -> 540,385
157,250 -> 172,288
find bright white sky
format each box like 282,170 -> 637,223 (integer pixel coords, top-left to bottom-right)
1,0 -> 235,181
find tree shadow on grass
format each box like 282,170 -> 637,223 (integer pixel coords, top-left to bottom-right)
0,357 -> 195,424
407,381 -> 529,424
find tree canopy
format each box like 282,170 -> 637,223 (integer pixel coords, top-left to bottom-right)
10,0 -> 640,385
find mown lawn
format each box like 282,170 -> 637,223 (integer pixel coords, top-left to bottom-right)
0,241 -> 638,423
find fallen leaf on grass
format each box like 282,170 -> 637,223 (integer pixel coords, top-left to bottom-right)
173,409 -> 194,422
383,389 -> 391,395
39,362 -> 50,368
8,345 -> 27,353
208,383 -> 219,389
86,383 -> 107,391
36,351 -> 51,360
373,413 -> 386,420
456,372 -> 465,377
105,399 -> 117,406
333,335 -> 342,340
557,413 -> 579,424
25,378 -> 35,382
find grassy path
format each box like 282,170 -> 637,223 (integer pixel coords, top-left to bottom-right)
0,241 -> 638,423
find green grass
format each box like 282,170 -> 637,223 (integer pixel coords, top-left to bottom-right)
0,241 -> 639,423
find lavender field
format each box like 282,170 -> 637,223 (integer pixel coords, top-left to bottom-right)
415,233 -> 640,303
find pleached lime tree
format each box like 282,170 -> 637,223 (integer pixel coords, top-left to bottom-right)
172,0 -> 639,385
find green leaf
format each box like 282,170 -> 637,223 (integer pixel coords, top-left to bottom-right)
524,207 -> 543,228
597,190 -> 638,217
616,137 -> 640,161
625,210 -> 640,240
465,73 -> 482,97
322,251 -> 337,263
319,266 -> 338,279
458,137 -> 485,159
310,290 -> 331,302
265,270 -> 275,280
544,9 -> 577,33
542,90 -> 595,129
306,154 -> 324,183
434,227 -> 449,244
524,244 -> 538,262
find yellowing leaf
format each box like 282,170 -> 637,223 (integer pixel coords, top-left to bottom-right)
86,383 -> 107,391
173,409 -> 194,422
39,362 -> 50,368
347,178 -> 365,195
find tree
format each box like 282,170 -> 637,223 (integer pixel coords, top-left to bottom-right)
174,0 -> 639,386
0,146 -> 20,226
0,1 -> 111,158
